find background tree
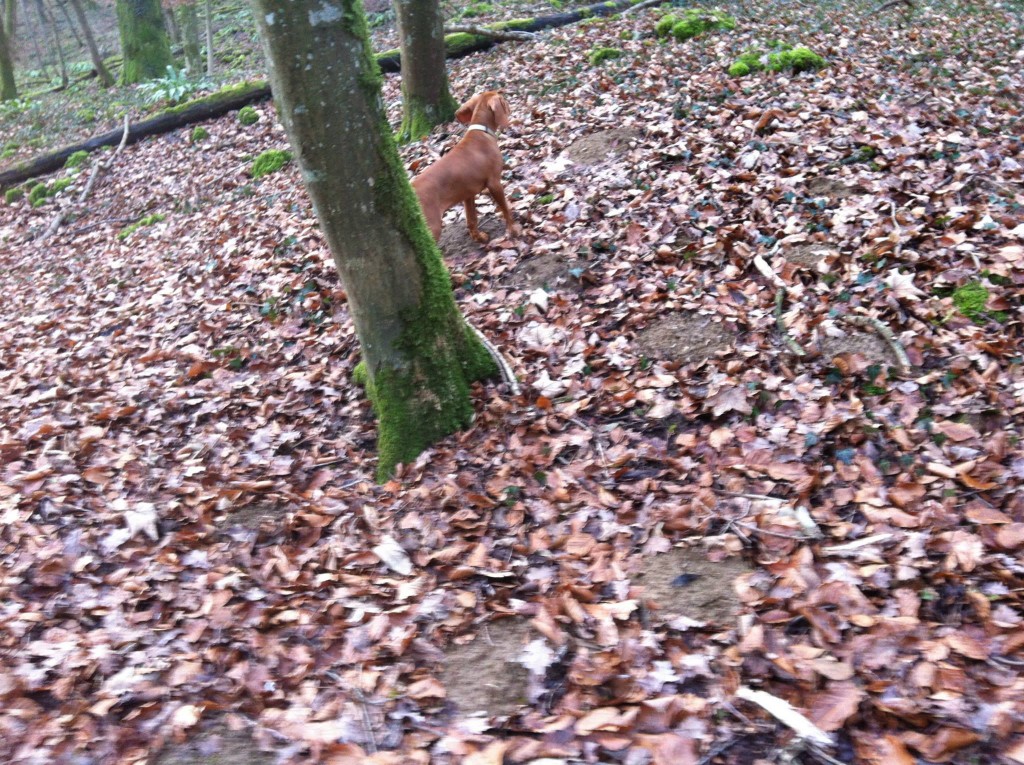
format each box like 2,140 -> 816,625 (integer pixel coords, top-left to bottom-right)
69,0 -> 114,87
177,2 -> 202,75
204,0 -> 214,76
115,0 -> 174,84
34,0 -> 66,89
394,0 -> 458,142
0,0 -> 15,99
250,0 -> 497,480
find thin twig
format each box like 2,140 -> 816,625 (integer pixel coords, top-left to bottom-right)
466,317 -> 521,395
40,115 -> 130,241
775,287 -> 808,357
838,314 -> 911,372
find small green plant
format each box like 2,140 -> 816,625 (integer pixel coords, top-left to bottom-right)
49,178 -> 73,196
729,44 -> 825,77
536,193 -> 555,204
655,9 -> 736,41
137,66 -> 208,105
952,282 -> 989,322
767,46 -> 826,73
588,46 -> 623,66
192,126 -> 210,142
28,183 -> 49,206
0,147 -> 14,160
65,150 -> 90,169
251,149 -> 292,179
118,213 -> 167,240
461,2 -> 493,17
75,107 -> 97,123
238,106 -> 260,125
4,188 -> 24,204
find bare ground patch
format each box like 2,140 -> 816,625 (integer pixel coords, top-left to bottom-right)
441,617 -> 533,717
820,328 -> 898,366
221,501 -> 278,531
806,176 -> 862,200
154,722 -> 274,765
566,127 -> 642,165
634,313 -> 734,364
438,216 -> 509,261
636,547 -> 751,625
785,243 -> 834,268
503,249 -> 595,291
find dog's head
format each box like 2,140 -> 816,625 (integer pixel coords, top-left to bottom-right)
456,91 -> 511,131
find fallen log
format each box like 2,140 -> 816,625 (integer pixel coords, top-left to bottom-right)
0,81 -> 270,190
1,0 -> 667,190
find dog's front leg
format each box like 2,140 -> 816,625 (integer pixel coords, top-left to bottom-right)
464,198 -> 489,243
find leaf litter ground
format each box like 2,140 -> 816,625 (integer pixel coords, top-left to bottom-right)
2,0 -> 1024,763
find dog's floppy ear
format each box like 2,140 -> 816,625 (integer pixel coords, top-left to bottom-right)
456,93 -> 480,124
490,94 -> 511,130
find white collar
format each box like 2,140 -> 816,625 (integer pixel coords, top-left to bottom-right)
466,124 -> 497,138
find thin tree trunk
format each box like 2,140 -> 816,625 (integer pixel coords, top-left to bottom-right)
204,0 -> 213,76
115,0 -> 174,84
35,0 -> 67,88
55,0 -> 84,48
394,0 -> 458,142
0,11 -> 16,99
21,0 -> 51,81
250,0 -> 496,480
68,0 -> 113,86
178,2 -> 201,75
162,4 -> 178,44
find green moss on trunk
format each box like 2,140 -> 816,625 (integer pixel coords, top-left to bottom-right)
398,91 -> 458,143
116,0 -> 174,84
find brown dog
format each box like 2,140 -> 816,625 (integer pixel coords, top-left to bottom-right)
411,91 -> 521,243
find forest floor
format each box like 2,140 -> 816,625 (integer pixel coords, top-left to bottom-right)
2,1 -> 1024,764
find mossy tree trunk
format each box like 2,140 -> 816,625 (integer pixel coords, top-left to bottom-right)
178,2 -> 202,75
69,0 -> 114,87
3,0 -> 15,40
250,0 -> 497,481
0,8 -> 15,100
115,0 -> 174,84
394,0 -> 458,143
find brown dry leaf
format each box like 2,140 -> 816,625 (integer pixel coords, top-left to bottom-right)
634,733 -> 698,765
808,681 -> 865,731
463,741 -> 509,765
904,728 -> 980,762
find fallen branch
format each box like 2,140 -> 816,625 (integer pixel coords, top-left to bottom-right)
40,115 -> 131,241
838,314 -> 911,372
735,687 -> 834,748
445,24 -> 537,41
620,0 -> 667,14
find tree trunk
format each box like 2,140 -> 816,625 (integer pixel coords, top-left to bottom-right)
68,0 -> 113,87
55,0 -> 84,49
35,0 -> 67,88
250,0 -> 496,480
162,4 -> 179,44
0,10 -> 15,100
3,0 -> 16,39
115,0 -> 173,84
394,0 -> 458,143
203,0 -> 213,76
178,2 -> 201,75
